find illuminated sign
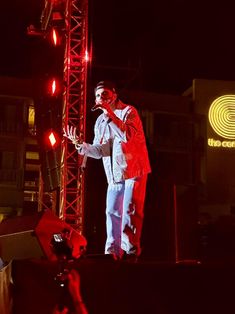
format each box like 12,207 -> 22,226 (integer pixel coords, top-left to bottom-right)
208,138 -> 235,147
208,95 -> 235,139
208,95 -> 235,148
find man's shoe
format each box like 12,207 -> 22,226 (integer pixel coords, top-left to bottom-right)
105,248 -> 118,261
122,252 -> 138,263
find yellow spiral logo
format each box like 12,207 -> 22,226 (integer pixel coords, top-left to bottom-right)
208,95 -> 235,140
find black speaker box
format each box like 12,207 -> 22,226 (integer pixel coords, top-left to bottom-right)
0,209 -> 86,262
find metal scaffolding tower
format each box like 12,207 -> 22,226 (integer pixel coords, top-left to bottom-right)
39,0 -> 89,231
59,0 -> 88,231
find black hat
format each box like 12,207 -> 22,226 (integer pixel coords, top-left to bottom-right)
94,80 -> 116,93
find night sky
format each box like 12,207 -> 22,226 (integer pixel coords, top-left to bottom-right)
1,0 -> 235,94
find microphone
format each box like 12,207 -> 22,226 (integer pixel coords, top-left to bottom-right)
91,98 -> 114,112
91,104 -> 101,112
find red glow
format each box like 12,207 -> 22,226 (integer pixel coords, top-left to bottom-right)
84,45 -> 93,63
84,50 -> 89,62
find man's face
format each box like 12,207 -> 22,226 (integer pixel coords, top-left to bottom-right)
95,87 -> 116,105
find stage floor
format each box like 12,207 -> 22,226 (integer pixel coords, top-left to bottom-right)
10,256 -> 235,314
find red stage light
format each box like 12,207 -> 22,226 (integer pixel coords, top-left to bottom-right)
51,79 -> 56,95
44,130 -> 60,149
48,78 -> 59,96
50,28 -> 60,46
49,131 -> 57,147
84,49 -> 89,62
52,28 -> 57,46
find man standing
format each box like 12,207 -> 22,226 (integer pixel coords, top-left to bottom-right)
64,81 -> 151,260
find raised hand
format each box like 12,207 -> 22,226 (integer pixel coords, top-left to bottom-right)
63,125 -> 80,146
67,269 -> 88,314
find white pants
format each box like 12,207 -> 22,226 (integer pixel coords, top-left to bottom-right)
105,175 -> 147,258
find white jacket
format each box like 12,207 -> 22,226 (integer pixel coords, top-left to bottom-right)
79,100 -> 151,184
